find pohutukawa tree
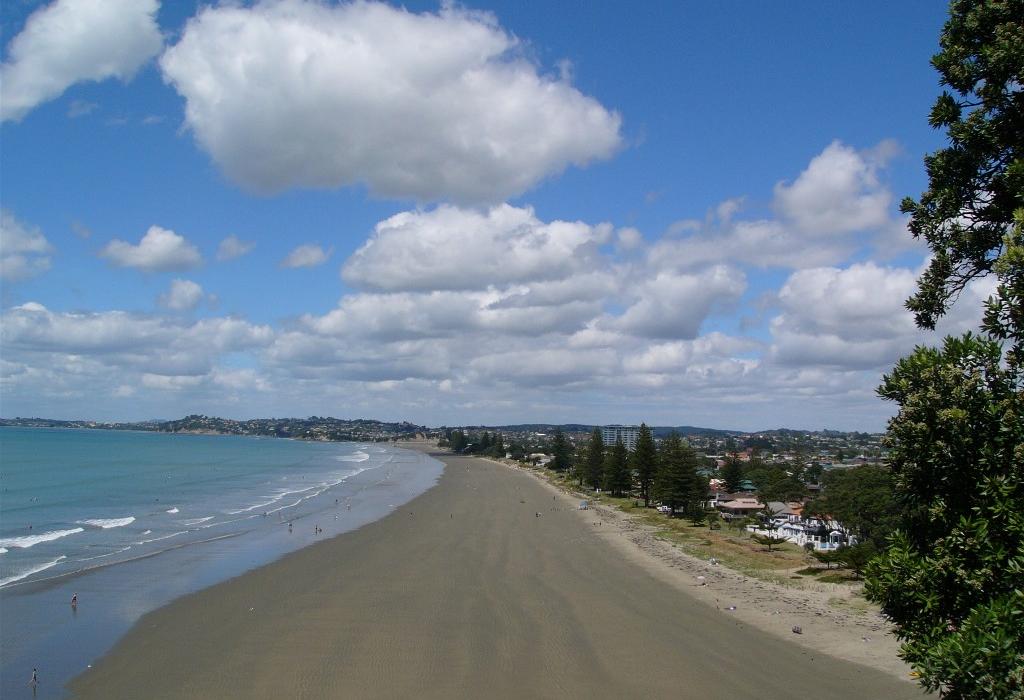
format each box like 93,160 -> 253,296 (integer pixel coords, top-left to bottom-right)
864,2 -> 1024,697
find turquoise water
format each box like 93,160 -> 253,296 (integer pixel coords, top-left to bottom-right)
0,427 -> 443,698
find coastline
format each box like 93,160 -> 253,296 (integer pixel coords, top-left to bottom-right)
1,434 -> 440,700
69,443 -> 919,699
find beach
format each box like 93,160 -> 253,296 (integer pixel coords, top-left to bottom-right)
69,447 -> 920,699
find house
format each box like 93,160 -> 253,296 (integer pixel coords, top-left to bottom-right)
716,497 -> 764,520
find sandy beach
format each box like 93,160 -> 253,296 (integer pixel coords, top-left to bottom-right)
70,447 -> 920,699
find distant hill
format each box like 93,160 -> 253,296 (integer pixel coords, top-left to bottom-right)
453,423 -> 737,437
0,415 -> 428,442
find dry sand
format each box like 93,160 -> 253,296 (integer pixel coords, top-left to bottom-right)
70,448 -> 921,699
499,456 -> 915,681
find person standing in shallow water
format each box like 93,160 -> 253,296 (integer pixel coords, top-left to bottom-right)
71,593 -> 77,608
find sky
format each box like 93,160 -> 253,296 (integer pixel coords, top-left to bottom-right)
0,0 -> 987,431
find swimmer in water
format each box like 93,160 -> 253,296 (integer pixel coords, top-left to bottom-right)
71,593 -> 77,608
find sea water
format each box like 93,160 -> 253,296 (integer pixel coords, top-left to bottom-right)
0,427 -> 443,698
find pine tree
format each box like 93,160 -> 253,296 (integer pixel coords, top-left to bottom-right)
719,456 -> 744,493
584,428 -> 604,490
602,437 -> 631,497
550,429 -> 571,472
653,433 -> 700,516
630,423 -> 657,506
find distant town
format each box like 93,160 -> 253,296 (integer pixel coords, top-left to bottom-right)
1,414 -> 884,468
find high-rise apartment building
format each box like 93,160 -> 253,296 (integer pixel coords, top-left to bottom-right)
601,424 -> 640,451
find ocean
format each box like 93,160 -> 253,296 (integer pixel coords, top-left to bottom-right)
0,427 -> 443,698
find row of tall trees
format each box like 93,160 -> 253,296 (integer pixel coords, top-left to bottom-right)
569,424 -> 707,519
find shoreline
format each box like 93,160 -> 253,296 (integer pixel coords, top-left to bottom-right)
69,444 -> 919,699
2,437 -> 440,700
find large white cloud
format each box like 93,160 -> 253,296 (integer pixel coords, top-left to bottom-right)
1,0 -> 163,122
100,226 -> 202,271
0,210 -> 53,281
774,140 -> 895,235
2,303 -> 273,385
343,204 -> 611,292
159,0 -> 621,202
611,266 -> 746,339
649,141 -> 899,272
769,261 -> 995,369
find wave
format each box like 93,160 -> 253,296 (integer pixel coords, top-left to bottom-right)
77,546 -> 131,562
77,517 -> 136,529
135,530 -> 188,545
336,451 -> 370,463
165,507 -> 179,514
181,516 -> 214,526
0,527 -> 84,549
0,547 -> 7,554
226,484 -> 321,515
0,555 -> 66,588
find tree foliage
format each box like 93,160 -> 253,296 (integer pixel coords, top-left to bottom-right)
550,429 -> 572,473
653,433 -> 704,517
867,333 -> 1024,697
746,459 -> 806,503
602,437 -> 631,497
866,5 -> 1024,695
719,456 -> 745,493
805,464 -> 900,550
583,428 -> 604,490
901,0 -> 1023,330
631,423 -> 657,506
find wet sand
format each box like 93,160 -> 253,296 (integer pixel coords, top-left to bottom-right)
70,450 -> 920,699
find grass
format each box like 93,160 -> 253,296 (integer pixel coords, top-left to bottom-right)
532,467 -> 868,591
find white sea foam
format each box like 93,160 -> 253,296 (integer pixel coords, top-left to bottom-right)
0,527 -> 84,549
78,517 -> 136,529
166,507 -> 179,514
181,516 -> 214,526
226,484 -> 321,515
0,547 -> 7,555
142,530 -> 153,535
77,546 -> 131,562
0,555 -> 66,588
135,530 -> 188,545
336,451 -> 370,463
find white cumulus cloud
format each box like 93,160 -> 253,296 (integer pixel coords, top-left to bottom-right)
0,210 -> 53,281
774,140 -> 895,235
100,225 -> 202,272
343,204 -> 610,292
1,0 -> 163,122
216,234 -> 254,261
159,0 -> 621,202
281,243 -> 331,269
158,278 -> 206,311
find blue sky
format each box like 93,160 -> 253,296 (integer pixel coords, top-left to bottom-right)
0,0 -> 984,431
